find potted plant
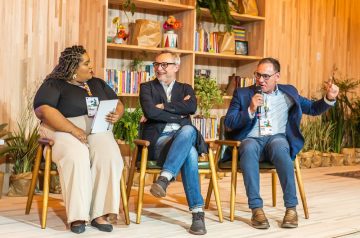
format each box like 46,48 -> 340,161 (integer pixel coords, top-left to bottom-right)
196,0 -> 239,32
0,116 -> 39,196
194,75 -> 223,118
322,68 -> 360,153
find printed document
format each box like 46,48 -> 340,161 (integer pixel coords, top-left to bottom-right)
91,99 -> 118,134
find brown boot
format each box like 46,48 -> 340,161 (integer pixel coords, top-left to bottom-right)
251,208 -> 270,229
281,208 -> 298,228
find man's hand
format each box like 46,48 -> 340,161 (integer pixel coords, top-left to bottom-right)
249,94 -> 264,114
325,81 -> 339,100
184,95 -> 191,100
155,103 -> 164,109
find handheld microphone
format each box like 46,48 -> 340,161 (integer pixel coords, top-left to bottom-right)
255,85 -> 262,117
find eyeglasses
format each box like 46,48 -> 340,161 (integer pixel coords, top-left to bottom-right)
254,71 -> 278,80
152,62 -> 176,69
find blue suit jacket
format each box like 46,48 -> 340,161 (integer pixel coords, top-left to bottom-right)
224,84 -> 333,160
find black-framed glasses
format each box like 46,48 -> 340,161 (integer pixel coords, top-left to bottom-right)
152,62 -> 176,69
254,71 -> 278,80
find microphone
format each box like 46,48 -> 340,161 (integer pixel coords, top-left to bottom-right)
255,85 -> 262,118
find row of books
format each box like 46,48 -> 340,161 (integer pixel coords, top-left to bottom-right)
233,26 -> 246,41
192,116 -> 218,140
105,65 -> 155,94
194,26 -> 246,53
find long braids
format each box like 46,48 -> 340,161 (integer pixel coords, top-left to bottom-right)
45,45 -> 87,81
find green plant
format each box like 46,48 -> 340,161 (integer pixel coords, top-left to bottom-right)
301,117 -> 334,152
194,75 -> 223,118
113,105 -> 143,149
0,114 -> 39,175
130,57 -> 145,72
196,0 -> 239,32
0,123 -> 7,139
123,0 -> 136,21
322,68 -> 360,152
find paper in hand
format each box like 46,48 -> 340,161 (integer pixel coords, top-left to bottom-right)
91,99 -> 118,134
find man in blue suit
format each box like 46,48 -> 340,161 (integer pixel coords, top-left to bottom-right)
224,57 -> 339,229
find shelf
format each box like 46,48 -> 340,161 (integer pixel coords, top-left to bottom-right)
199,8 -> 265,23
195,51 -> 262,61
118,93 -> 139,97
109,0 -> 195,12
107,43 -> 193,55
222,95 -> 233,100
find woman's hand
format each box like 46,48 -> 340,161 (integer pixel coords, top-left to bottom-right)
70,127 -> 88,144
106,111 -> 121,124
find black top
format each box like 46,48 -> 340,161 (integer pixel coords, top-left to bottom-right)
33,77 -> 118,117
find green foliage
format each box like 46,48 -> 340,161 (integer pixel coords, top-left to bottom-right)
130,57 -> 145,72
113,105 -> 143,149
194,75 -> 223,118
0,121 -> 39,175
196,0 -> 239,32
301,117 -> 334,152
123,0 -> 136,21
322,68 -> 360,152
0,123 -> 7,139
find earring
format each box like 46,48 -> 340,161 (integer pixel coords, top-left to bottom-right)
72,74 -> 77,80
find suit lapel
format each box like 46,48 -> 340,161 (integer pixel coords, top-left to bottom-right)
153,79 -> 168,103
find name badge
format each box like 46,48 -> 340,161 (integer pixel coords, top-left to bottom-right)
259,117 -> 273,136
85,97 -> 99,117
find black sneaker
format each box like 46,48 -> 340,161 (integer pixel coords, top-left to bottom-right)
189,212 -> 207,235
150,176 -> 170,198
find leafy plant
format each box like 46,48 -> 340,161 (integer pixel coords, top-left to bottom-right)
322,67 -> 360,152
194,75 -> 223,118
130,57 -> 145,72
301,117 -> 334,152
123,0 -> 136,21
113,105 -> 143,149
196,0 -> 239,32
0,123 -> 7,139
0,122 -> 39,174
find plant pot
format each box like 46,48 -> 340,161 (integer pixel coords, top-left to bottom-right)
330,153 -> 345,166
341,147 -> 356,165
162,30 -> 178,48
8,172 -> 32,197
0,172 -> 4,199
321,152 -> 332,167
311,153 -> 322,168
298,151 -> 313,169
354,148 -> 360,164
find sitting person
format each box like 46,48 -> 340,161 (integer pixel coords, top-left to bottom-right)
33,45 -> 124,234
139,51 -> 207,235
223,57 -> 339,229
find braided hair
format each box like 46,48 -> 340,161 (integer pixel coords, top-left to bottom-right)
45,45 -> 87,81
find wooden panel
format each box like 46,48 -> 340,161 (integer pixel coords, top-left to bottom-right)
0,0 -> 80,129
79,0 -> 107,79
265,0 -> 360,98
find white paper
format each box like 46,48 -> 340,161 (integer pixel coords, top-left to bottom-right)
0,139 -> 4,145
91,99 -> 118,134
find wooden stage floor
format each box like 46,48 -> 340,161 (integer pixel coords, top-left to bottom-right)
0,165 -> 360,238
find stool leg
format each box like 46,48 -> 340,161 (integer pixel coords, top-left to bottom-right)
205,179 -> 213,209
230,147 -> 238,222
120,172 -> 130,225
208,149 -> 223,223
294,158 -> 309,219
126,148 -> 137,200
271,170 -> 277,207
136,147 -> 148,224
41,146 -> 51,229
25,144 -> 43,214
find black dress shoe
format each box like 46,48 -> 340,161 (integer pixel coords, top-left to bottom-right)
91,219 -> 113,232
70,221 -> 86,234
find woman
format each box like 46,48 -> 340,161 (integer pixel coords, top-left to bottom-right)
33,45 -> 124,234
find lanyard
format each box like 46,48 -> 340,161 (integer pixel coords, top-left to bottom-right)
82,82 -> 93,96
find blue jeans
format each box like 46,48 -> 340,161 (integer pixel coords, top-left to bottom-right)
238,133 -> 298,209
155,125 -> 204,210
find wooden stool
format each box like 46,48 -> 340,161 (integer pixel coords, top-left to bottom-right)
25,138 -> 130,229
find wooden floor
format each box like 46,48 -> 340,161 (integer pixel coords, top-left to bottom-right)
1,165 -> 360,238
